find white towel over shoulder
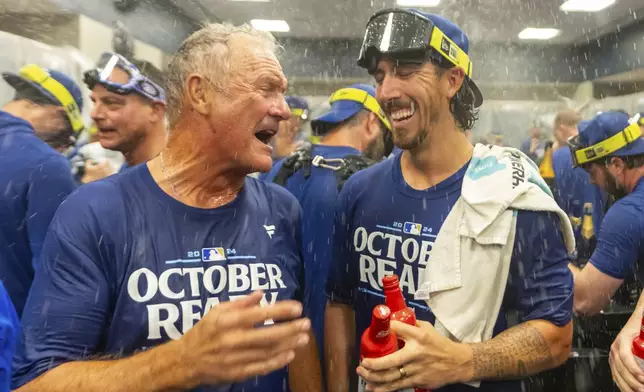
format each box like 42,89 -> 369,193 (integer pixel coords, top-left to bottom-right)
414,145 -> 574,383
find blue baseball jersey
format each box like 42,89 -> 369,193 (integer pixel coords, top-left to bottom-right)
0,281 -> 19,392
12,164 -> 304,391
326,154 -> 574,392
589,177 -> 644,281
0,110 -> 76,316
552,146 -> 606,246
263,144 -> 361,365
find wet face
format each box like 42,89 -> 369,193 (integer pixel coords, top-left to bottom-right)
373,58 -> 457,151
205,36 -> 289,173
585,160 -> 628,199
90,67 -> 157,154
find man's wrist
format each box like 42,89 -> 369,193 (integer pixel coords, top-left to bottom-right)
141,338 -> 201,391
448,342 -> 475,385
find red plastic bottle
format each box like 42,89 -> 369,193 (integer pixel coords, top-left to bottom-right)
383,275 -> 417,345
359,305 -> 401,392
632,310 -> 644,370
382,275 -> 430,392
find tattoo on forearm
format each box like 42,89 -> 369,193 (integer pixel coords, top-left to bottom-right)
471,323 -> 554,380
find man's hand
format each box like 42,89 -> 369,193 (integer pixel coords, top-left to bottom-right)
610,320 -> 644,392
356,320 -> 470,392
81,161 -> 115,184
178,291 -> 311,388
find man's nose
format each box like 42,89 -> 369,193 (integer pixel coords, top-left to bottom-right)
376,74 -> 403,107
269,95 -> 290,121
90,103 -> 104,122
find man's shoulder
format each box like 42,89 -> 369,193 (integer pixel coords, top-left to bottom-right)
603,193 -> 644,230
55,176 -> 125,225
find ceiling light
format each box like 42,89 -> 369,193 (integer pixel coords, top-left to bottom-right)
518,28 -> 561,40
250,19 -> 290,32
396,0 -> 440,6
560,0 -> 616,12
229,0 -> 270,2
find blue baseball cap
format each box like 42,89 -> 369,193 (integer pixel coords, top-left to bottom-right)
311,84 -> 392,136
578,111 -> 644,159
285,96 -> 309,120
3,67 -> 83,112
357,8 -> 483,108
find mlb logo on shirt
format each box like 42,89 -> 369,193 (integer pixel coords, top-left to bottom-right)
403,222 -> 422,236
202,247 -> 226,262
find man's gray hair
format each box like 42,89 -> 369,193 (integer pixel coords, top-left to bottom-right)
165,23 -> 279,128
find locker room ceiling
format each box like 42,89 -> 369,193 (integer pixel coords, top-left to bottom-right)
176,0 -> 644,44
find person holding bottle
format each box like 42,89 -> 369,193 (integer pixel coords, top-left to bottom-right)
325,9 -> 574,392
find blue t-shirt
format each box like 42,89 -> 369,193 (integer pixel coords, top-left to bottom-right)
589,177 -> 644,282
0,110 -> 76,316
263,144 -> 361,363
12,164 -> 305,391
552,146 -> 606,246
326,154 -> 574,392
0,281 -> 19,392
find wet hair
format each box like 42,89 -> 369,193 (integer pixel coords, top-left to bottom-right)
165,23 -> 280,128
430,54 -> 479,131
130,59 -> 165,89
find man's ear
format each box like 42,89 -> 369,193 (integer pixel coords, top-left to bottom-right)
185,74 -> 211,116
445,67 -> 465,100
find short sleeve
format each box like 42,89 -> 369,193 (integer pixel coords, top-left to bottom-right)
12,199 -> 111,389
509,211 -> 574,327
26,156 -> 77,270
324,180 -> 356,304
589,202 -> 641,280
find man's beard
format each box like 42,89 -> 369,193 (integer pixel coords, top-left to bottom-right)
392,103 -> 441,151
603,167 -> 628,199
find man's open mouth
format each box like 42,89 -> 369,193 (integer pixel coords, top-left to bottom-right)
254,129 -> 276,144
388,101 -> 416,124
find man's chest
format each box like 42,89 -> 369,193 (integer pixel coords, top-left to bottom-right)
105,213 -> 301,349
347,198 -> 455,306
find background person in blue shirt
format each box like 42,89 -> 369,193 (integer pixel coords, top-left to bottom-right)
325,9 -> 573,392
12,23 -> 320,392
551,109 -> 606,260
0,65 -> 81,316
263,83 -> 393,371
567,112 -> 644,318
85,52 -> 167,171
0,281 -> 19,392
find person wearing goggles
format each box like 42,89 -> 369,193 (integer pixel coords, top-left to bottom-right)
0,65 -> 79,317
326,9 -> 573,392
12,23 -> 320,392
262,83 -> 393,375
559,111 -> 644,392
84,52 -> 167,170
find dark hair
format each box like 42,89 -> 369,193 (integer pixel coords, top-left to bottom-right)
430,54 -> 479,131
131,59 -> 165,89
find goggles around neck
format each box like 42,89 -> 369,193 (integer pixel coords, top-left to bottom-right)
329,88 -> 392,132
357,9 -> 473,78
569,115 -> 643,168
19,64 -> 84,134
83,52 -> 166,104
